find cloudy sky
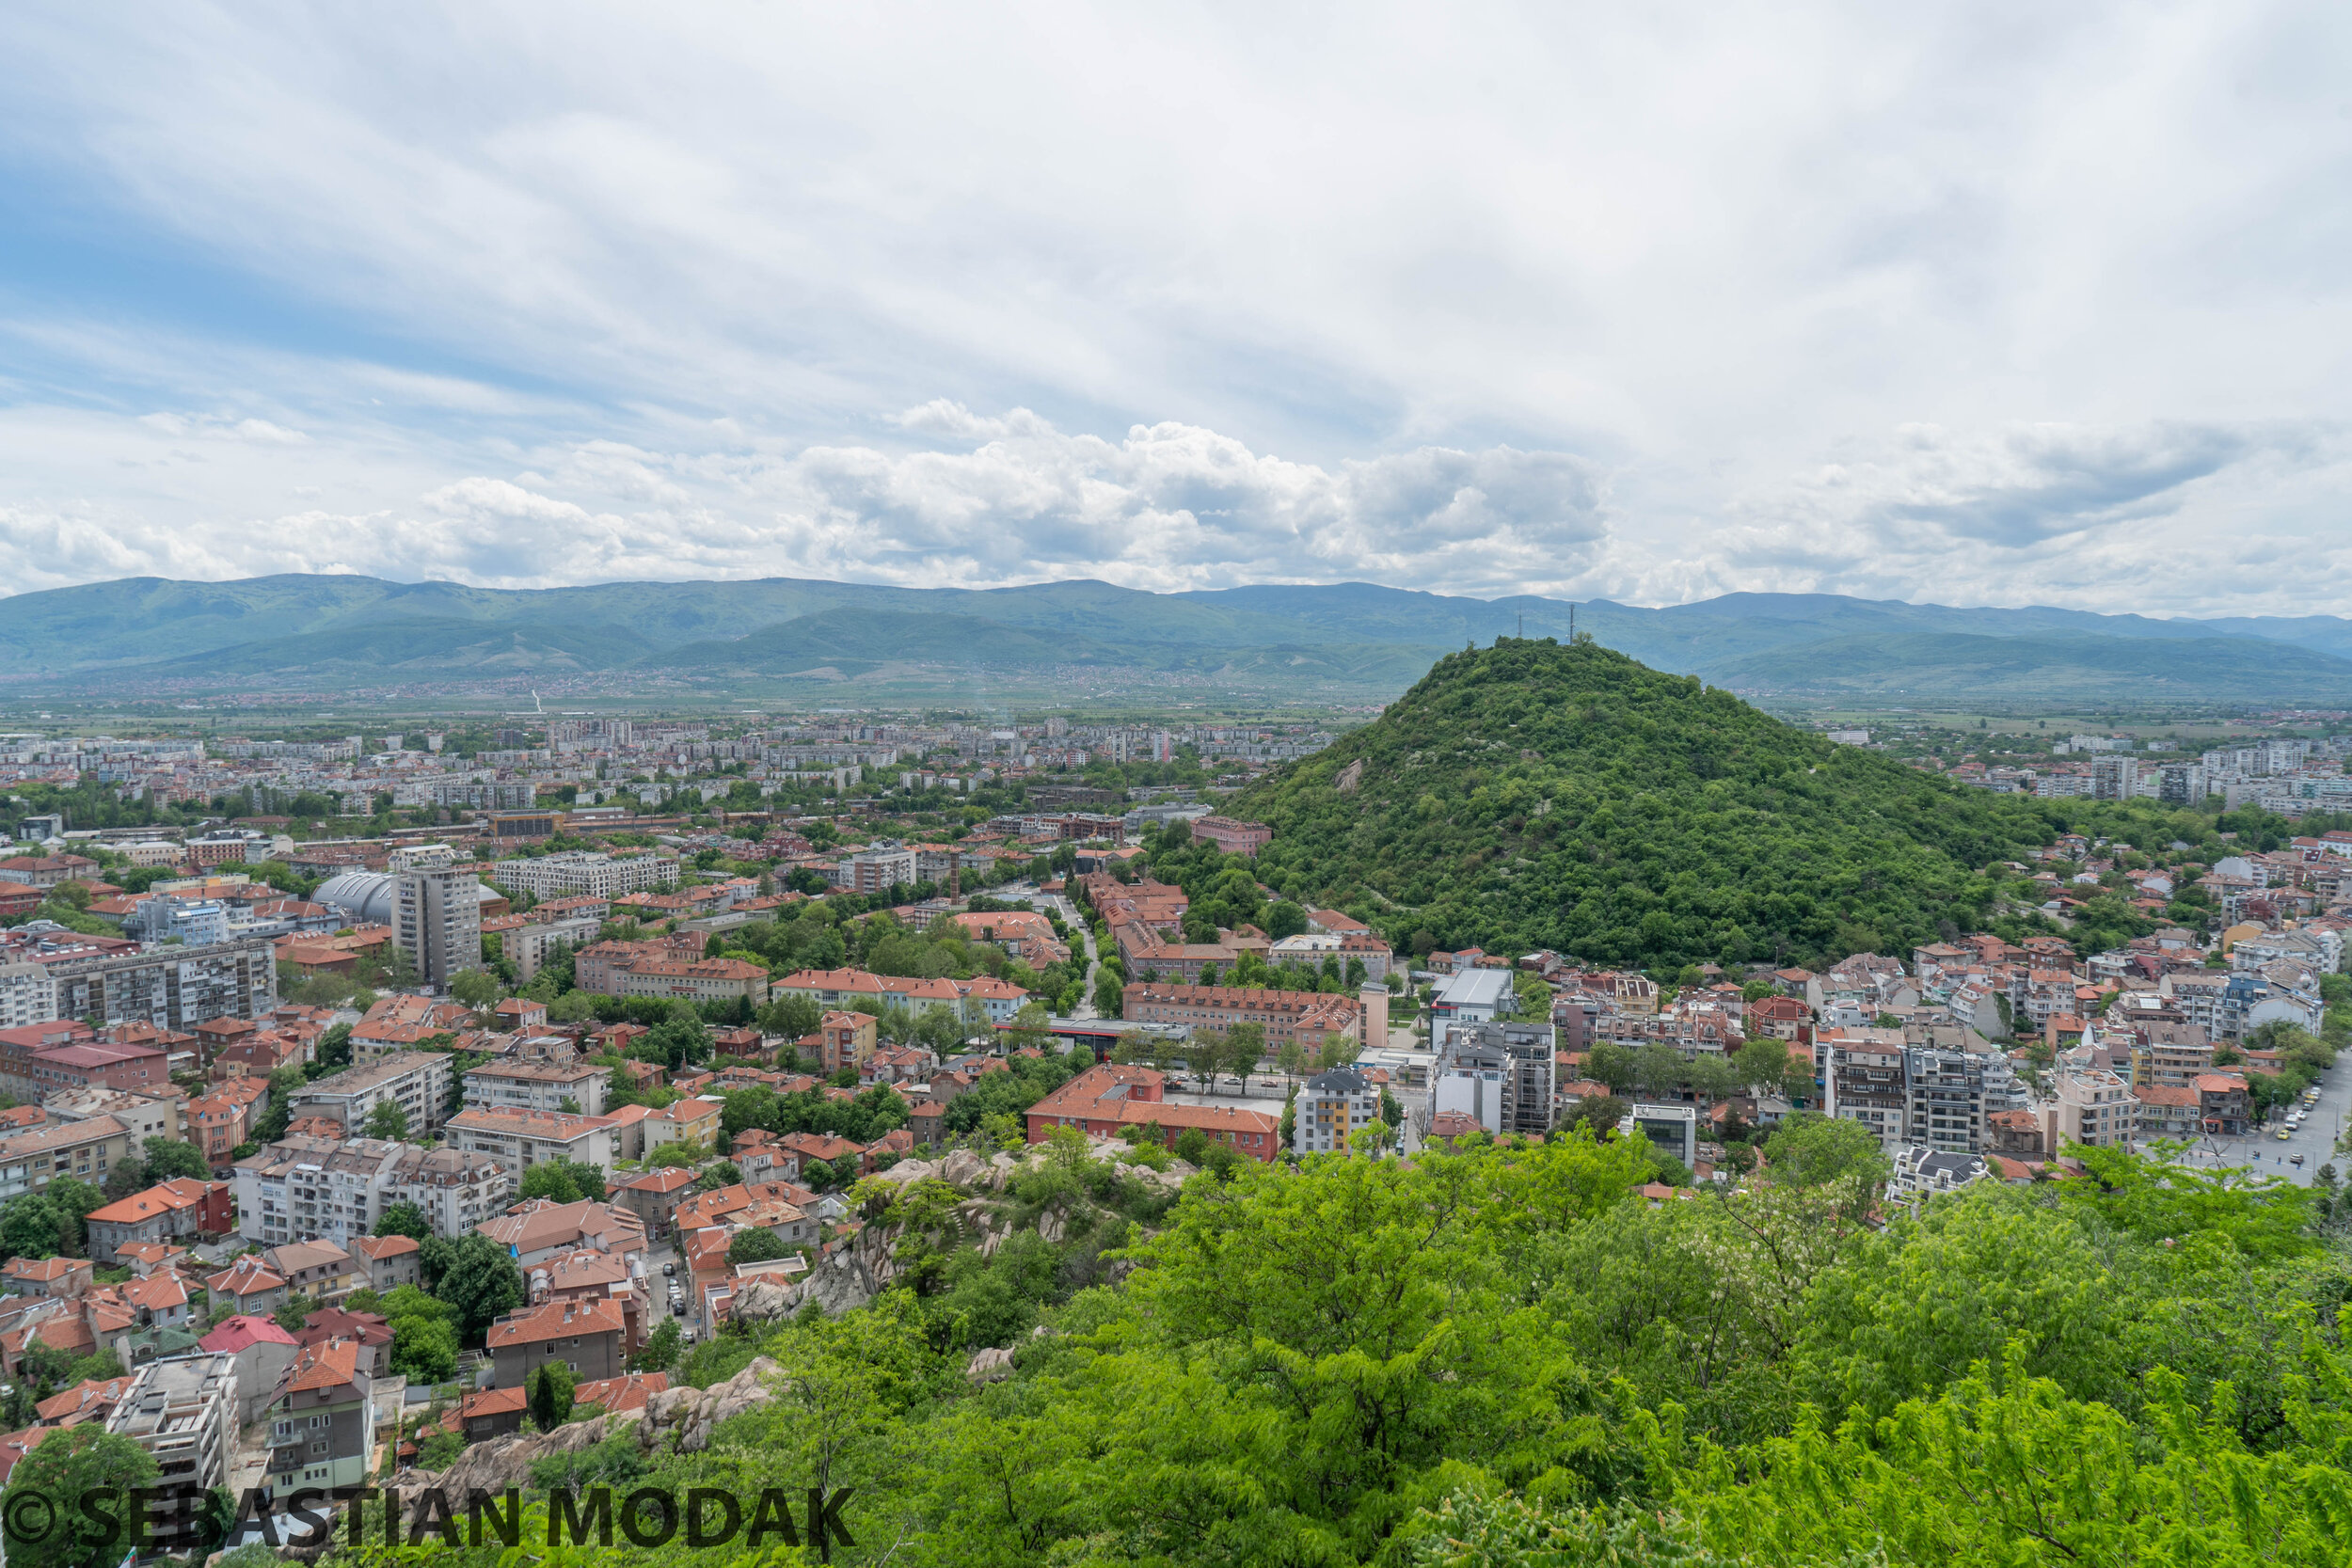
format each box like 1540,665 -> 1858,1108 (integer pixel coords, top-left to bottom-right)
2,2 -> 2348,614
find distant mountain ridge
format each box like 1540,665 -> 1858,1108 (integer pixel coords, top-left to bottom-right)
3,572 -> 2349,703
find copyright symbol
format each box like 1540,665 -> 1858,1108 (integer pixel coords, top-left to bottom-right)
3,1489 -> 57,1544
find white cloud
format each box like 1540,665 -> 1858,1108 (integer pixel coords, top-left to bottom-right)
0,4 -> 2349,613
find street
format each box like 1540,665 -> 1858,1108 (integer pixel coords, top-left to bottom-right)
2169,1051 -> 2349,1187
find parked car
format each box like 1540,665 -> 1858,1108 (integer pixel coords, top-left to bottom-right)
2292,1153 -> 2307,1166
674,1299 -> 688,1315
663,1261 -> 676,1276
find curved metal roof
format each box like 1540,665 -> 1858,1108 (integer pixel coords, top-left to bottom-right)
314,870 -> 398,926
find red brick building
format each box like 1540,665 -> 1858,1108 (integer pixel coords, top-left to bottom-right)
1190,816 -> 1271,857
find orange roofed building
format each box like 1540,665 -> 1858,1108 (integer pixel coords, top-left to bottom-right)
1024,1062 -> 1279,1163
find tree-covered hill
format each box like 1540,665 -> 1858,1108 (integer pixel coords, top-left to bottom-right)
1234,637 -> 2057,968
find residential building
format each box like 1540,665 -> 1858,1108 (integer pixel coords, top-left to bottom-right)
46,939 -> 279,1033
1432,1021 -> 1556,1137
2053,1068 -> 2135,1149
818,1009 -> 877,1074
1887,1147 -> 1991,1200
488,913 -> 603,982
1822,1033 -> 1908,1148
233,1135 -> 407,1250
1905,1046 -> 2028,1155
82,1179 -> 232,1265
294,1307 -> 394,1380
265,1239 -> 362,1302
1295,1067 -> 1382,1156
385,1143 -> 513,1236
0,1114 -> 135,1200
644,1097 -> 721,1153
609,1165 -> 697,1238
349,1233 -> 423,1292
106,1352 -> 238,1501
489,850 -> 679,902
1024,1062 -> 1280,1162
262,1338 -> 374,1493
447,1106 -> 616,1180
289,1051 -> 453,1137
1190,816 -> 1271,856
204,1256 -> 290,1318
464,1057 -> 610,1117
474,1197 -> 647,1268
2,1255 -> 92,1300
187,1085 -> 257,1175
395,865 -> 484,990
1121,982 -> 1365,1053
484,1298 -> 627,1388
196,1315 -> 301,1424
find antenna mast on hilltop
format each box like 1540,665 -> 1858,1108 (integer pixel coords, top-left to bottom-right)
1570,604 -> 1577,642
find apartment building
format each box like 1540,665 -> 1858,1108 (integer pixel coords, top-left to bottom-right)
290,1051 -> 453,1137
1904,1046 -> 2028,1155
394,865 -> 483,990
613,957 -> 772,1006
0,1024 -> 170,1103
487,912 -> 603,981
1295,1067 -> 1381,1155
1121,982 -> 1364,1053
490,850 -> 679,902
1822,1033 -> 1908,1148
106,1353 -> 238,1502
233,1135 -> 407,1249
447,1105 -> 616,1180
464,1057 -> 610,1117
1432,1021 -> 1555,1138
47,938 -> 279,1033
385,1143 -> 513,1237
0,959 -> 56,1027
0,1114 -> 135,1199
2054,1068 -> 2136,1149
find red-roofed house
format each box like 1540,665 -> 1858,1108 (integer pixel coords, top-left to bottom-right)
82,1179 -> 232,1265
199,1314 -> 301,1422
484,1298 -> 626,1388
264,1337 -> 374,1491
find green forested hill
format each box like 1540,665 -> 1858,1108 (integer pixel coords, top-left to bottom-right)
1235,637 -> 2054,967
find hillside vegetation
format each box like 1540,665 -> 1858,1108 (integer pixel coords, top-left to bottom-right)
228,1132 -> 2352,1568
1234,638 -> 2058,967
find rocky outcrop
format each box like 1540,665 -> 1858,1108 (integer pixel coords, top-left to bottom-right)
940,1148 -> 986,1186
392,1357 -> 783,1494
965,1346 -> 1015,1381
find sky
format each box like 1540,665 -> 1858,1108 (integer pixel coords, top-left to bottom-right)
2,2 -> 2350,615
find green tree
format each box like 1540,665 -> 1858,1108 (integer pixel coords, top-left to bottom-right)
0,1424 -> 159,1568
139,1136 -> 211,1182
364,1099 -> 409,1142
526,1361 -> 576,1429
419,1231 -> 525,1342
728,1227 -> 791,1266
628,1317 -> 682,1373
451,967 -> 501,1009
517,1162 -> 584,1204
373,1201 -> 433,1242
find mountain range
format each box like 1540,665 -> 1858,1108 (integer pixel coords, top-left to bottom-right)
3,573 -> 2349,705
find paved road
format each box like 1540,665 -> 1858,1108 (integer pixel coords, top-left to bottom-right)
2166,1050 -> 2348,1186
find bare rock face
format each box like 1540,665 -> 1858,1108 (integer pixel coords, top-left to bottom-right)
395,1357 -> 785,1493
732,1275 -> 800,1323
966,1346 -> 1015,1381
940,1148 -> 986,1187
876,1157 -> 938,1187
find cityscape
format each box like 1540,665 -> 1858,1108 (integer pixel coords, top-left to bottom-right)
5,4 -> 2352,1564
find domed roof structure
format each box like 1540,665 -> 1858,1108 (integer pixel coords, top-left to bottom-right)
315,870 -> 398,926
